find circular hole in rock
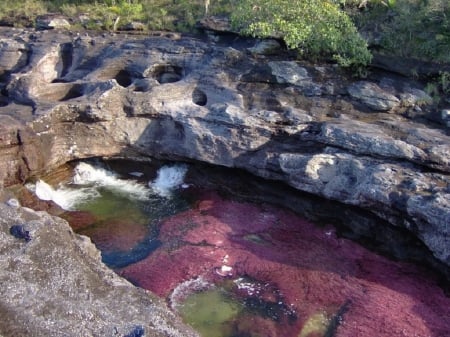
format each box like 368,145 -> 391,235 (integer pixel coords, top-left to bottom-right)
192,88 -> 207,106
115,70 -> 134,87
152,65 -> 183,84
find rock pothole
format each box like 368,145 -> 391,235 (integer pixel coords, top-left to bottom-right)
36,83 -> 84,102
148,64 -> 183,84
192,88 -> 207,106
59,83 -> 84,101
115,69 -> 134,88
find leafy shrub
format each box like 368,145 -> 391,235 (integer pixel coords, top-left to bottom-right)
231,0 -> 372,69
350,0 -> 450,63
0,0 -> 47,27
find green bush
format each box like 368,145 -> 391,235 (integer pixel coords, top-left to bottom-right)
231,0 -> 372,69
348,0 -> 450,63
0,0 -> 47,27
382,0 -> 450,62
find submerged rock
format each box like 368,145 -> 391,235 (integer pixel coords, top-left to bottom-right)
116,190 -> 450,337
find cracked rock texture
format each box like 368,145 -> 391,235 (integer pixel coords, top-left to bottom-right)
0,26 -> 449,335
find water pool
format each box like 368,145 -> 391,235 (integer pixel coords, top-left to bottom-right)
30,160 -> 450,337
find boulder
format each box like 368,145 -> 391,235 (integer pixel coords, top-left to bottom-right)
0,39 -> 28,74
35,15 -> 71,30
268,61 -> 311,86
121,21 -> 146,31
442,109 -> 450,127
248,39 -> 283,55
197,15 -> 235,33
348,81 -> 400,111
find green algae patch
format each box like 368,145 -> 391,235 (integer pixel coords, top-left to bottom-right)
298,311 -> 330,337
178,287 -> 243,337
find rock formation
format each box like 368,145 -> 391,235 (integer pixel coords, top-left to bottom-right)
0,25 -> 449,335
0,197 -> 198,337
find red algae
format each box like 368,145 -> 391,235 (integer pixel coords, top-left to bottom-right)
116,190 -> 449,337
78,219 -> 149,252
61,210 -> 98,231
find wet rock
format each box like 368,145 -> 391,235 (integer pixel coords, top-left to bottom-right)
124,325 -> 145,337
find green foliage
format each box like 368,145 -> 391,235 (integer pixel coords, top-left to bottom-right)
351,0 -> 450,63
231,0 -> 372,69
333,0 -> 396,8
0,0 -> 47,27
2,0 -> 449,72
422,71 -> 450,105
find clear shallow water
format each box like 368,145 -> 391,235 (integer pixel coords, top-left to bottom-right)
30,161 -> 450,337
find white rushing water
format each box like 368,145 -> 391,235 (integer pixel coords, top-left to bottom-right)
33,180 -> 100,211
149,164 -> 189,197
73,162 -> 150,200
32,162 -> 150,210
31,162 -> 189,210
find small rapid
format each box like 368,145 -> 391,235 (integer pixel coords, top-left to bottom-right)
31,180 -> 100,211
31,162 -> 189,210
150,164 -> 189,197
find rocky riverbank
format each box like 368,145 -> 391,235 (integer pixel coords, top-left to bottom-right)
0,25 -> 449,336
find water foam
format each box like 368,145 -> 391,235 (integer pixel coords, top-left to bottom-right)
32,162 -> 188,210
73,162 -> 150,200
34,180 -> 100,211
32,162 -> 151,210
150,164 -> 188,197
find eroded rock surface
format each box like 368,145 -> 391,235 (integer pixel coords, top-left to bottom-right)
0,26 -> 449,335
